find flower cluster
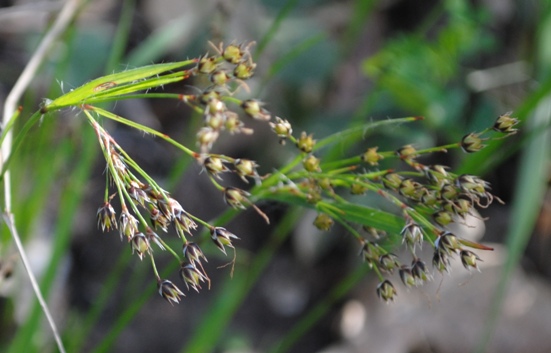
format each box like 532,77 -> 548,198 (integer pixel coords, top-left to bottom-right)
88,41 -> 517,305
258,111 -> 518,303
90,42 -> 284,304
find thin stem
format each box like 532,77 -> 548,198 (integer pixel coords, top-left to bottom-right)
0,1 -> 82,352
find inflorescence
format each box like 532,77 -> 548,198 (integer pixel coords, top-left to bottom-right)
90,41 -> 519,304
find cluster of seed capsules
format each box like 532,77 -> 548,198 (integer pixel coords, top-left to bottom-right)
93,42 -> 285,304
95,40 -> 519,304
361,113 -> 519,302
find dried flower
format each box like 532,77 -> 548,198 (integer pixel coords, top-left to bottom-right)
379,253 -> 401,273
234,159 -> 259,182
174,211 -> 198,237
203,156 -> 230,179
223,187 -> 250,209
461,132 -> 486,153
433,210 -> 454,227
493,112 -> 519,134
399,266 -> 417,288
97,202 -> 117,232
436,232 -> 461,256
424,164 -> 449,185
146,227 -> 165,250
460,250 -> 482,271
127,183 -> 150,207
432,250 -> 451,273
210,227 -> 240,255
158,279 -> 185,305
241,99 -> 270,121
179,262 -> 208,292
411,258 -> 432,283
119,210 -> 139,241
401,220 -> 423,251
360,241 -> 382,266
183,242 -> 208,265
197,127 -> 219,152
131,232 -> 150,260
269,116 -> 292,142
376,280 -> 397,302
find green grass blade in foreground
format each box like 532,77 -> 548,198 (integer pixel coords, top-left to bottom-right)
44,60 -> 195,111
7,126 -> 97,353
475,98 -> 551,353
182,208 -> 302,353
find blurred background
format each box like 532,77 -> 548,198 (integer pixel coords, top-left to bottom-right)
0,0 -> 550,352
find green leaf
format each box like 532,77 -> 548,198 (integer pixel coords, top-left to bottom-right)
44,60 -> 195,111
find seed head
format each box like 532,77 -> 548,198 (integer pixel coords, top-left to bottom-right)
158,279 -> 185,305
303,155 -> 321,172
460,250 -> 482,271
234,61 -> 256,80
210,69 -> 231,86
399,266 -> 417,288
203,156 -> 230,179
131,232 -> 150,260
432,250 -> 451,273
199,89 -> 220,105
210,227 -> 240,255
436,232 -> 461,256
174,211 -> 198,238
222,43 -> 244,64
376,280 -> 397,302
400,220 -> 423,251
360,241 -> 383,266
179,262 -> 208,292
241,99 -> 270,121
313,213 -> 333,231
269,117 -> 293,143
223,187 -> 250,209
234,159 -> 259,183
296,132 -> 316,153
396,144 -> 418,160
361,147 -> 384,166
197,127 -> 219,152
382,173 -> 403,190
433,210 -> 454,227
461,132 -> 486,153
119,210 -> 138,241
97,202 -> 117,232
127,183 -> 150,207
379,253 -> 401,274
493,112 -> 519,134
197,55 -> 218,74
411,258 -> 432,283
183,242 -> 208,265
